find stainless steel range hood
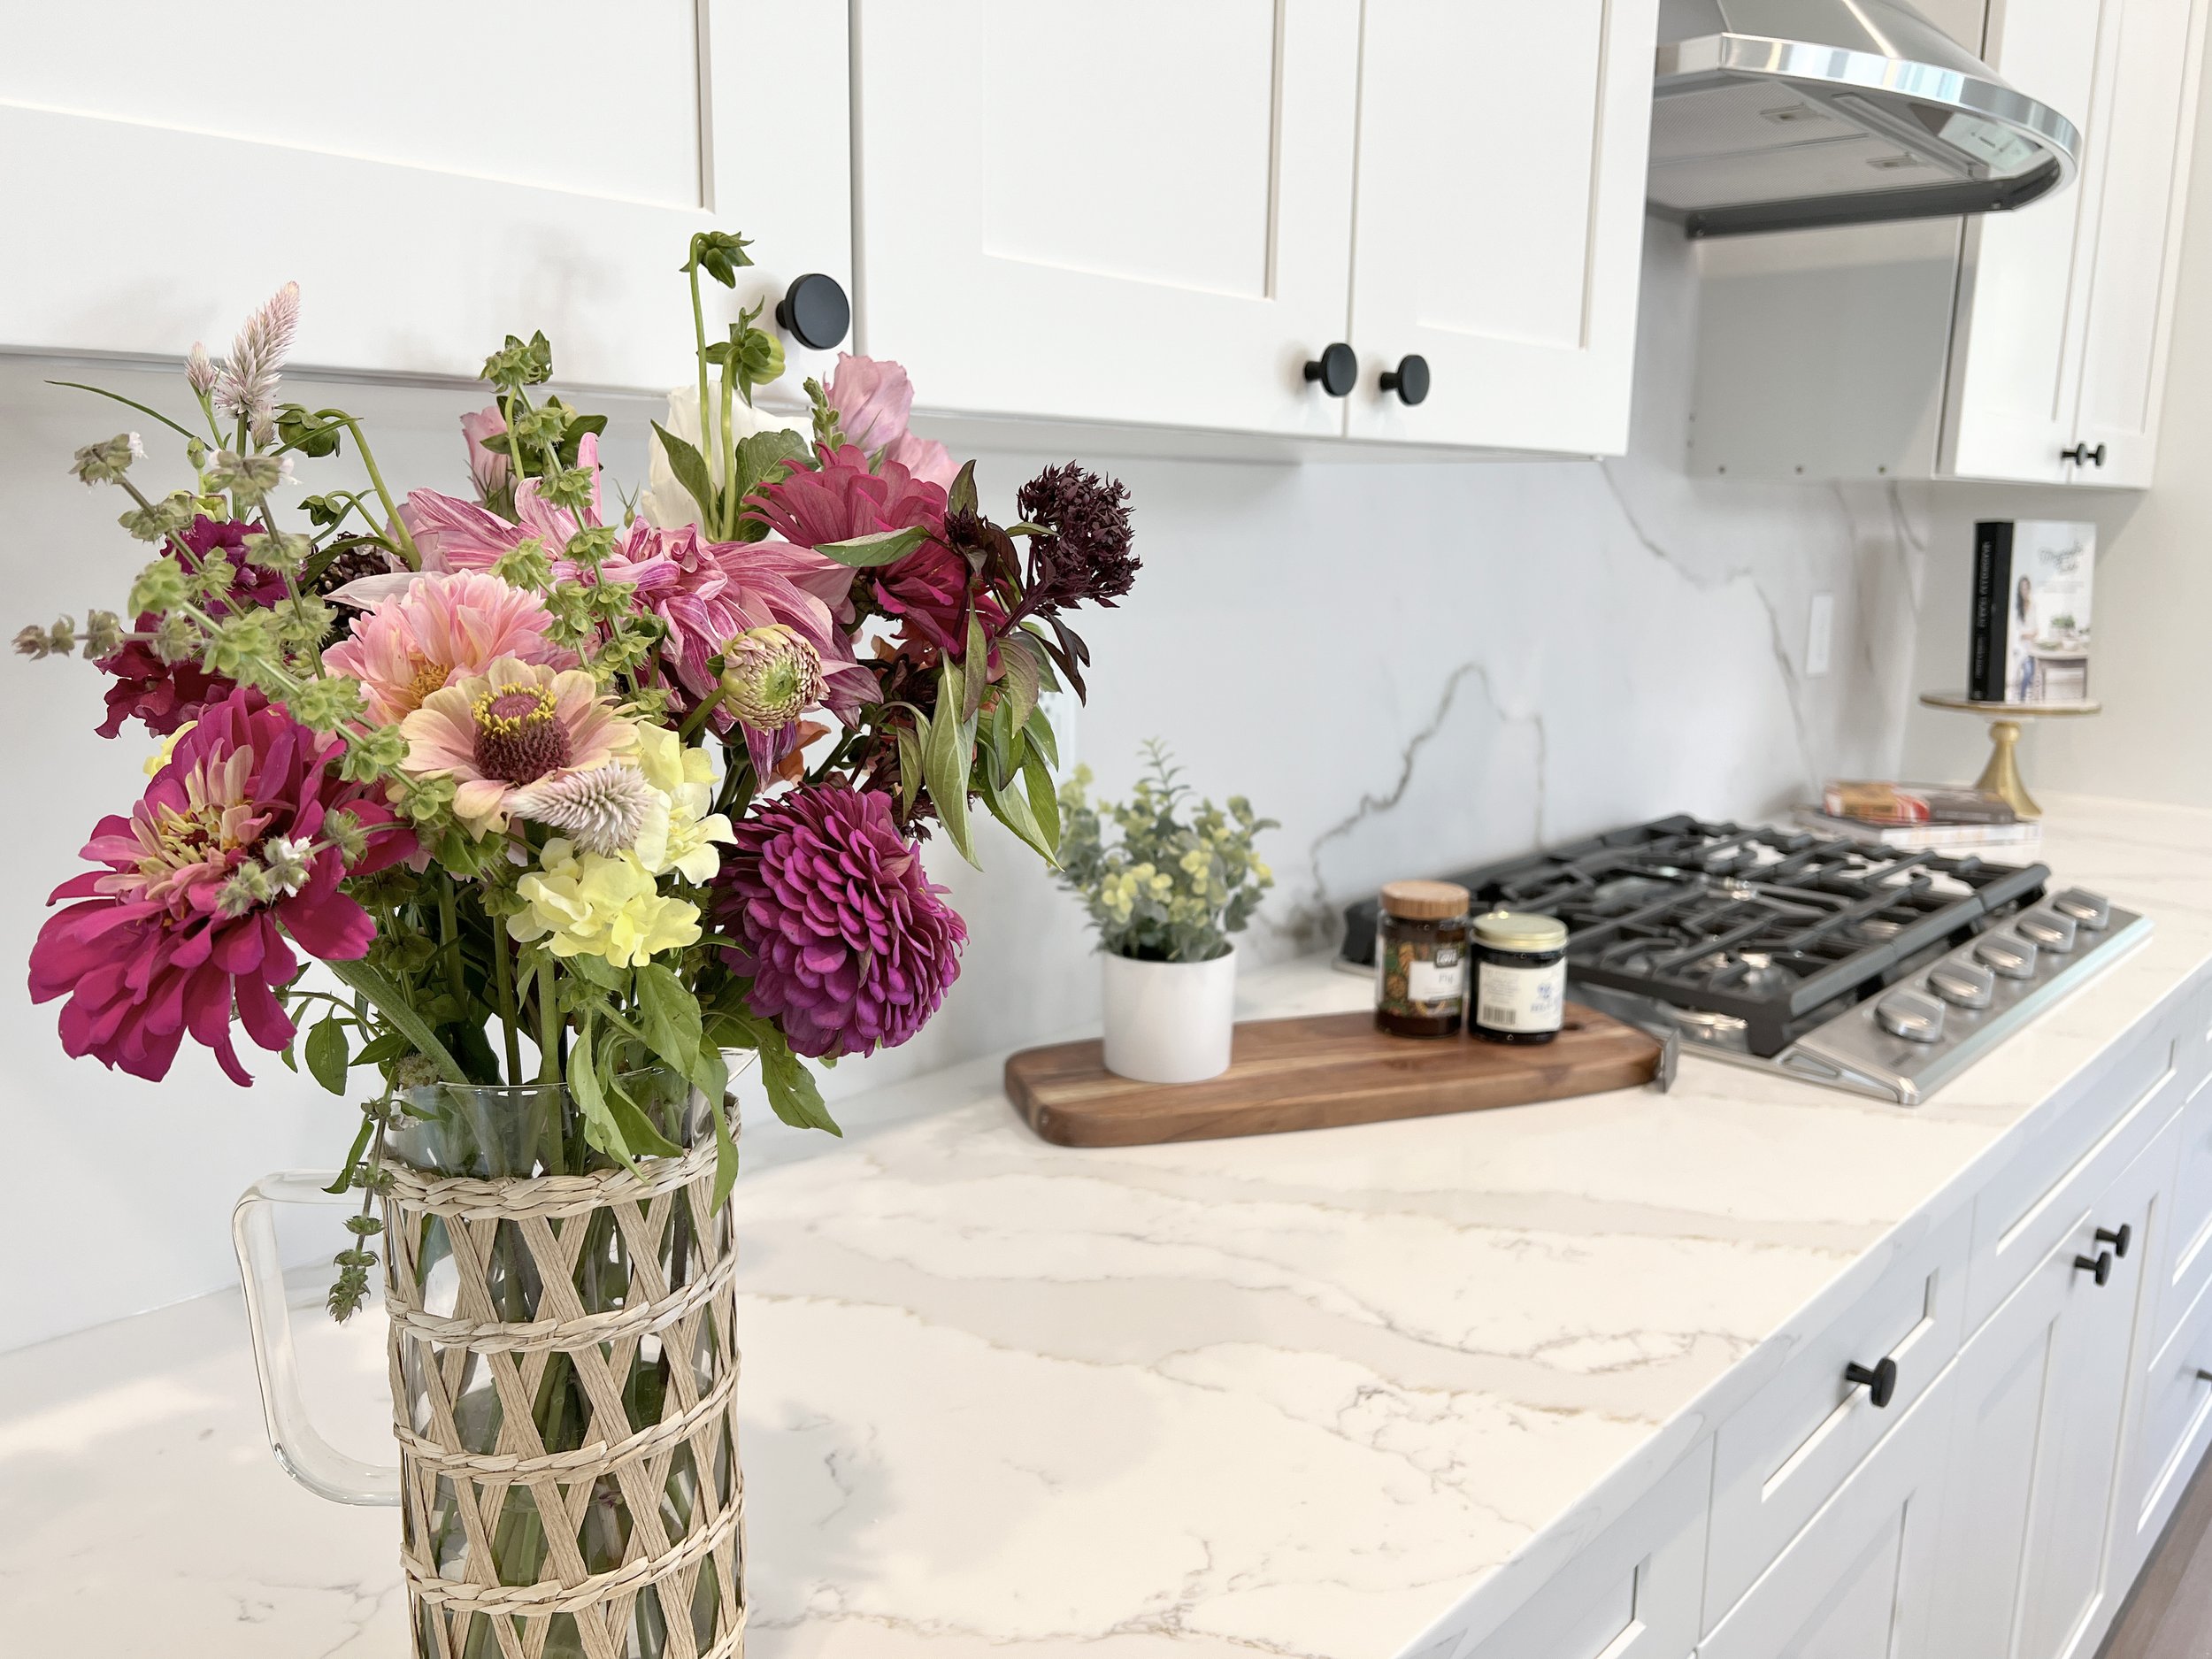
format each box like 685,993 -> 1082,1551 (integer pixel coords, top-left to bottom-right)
1650,0 -> 2081,237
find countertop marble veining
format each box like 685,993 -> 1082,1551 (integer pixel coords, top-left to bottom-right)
4,795 -> 2211,1658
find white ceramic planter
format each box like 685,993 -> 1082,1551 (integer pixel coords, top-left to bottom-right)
1100,947 -> 1238,1084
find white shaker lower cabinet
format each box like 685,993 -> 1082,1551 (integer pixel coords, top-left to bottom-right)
849,0 -> 1363,437
1697,1365 -> 1954,1659
1341,0 -> 1659,454
1924,1118 -> 2174,1659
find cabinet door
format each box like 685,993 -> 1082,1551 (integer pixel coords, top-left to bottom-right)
1343,0 -> 1659,454
1943,0 -> 2116,483
849,0 -> 1361,436
1698,1368 -> 1953,1659
2070,0 -> 2211,488
0,1 -> 851,389
1926,1125 -> 2168,1659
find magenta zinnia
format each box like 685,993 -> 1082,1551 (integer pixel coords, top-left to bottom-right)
715,781 -> 966,1059
29,689 -> 412,1084
96,515 -> 288,738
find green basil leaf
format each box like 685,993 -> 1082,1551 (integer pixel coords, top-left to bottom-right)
732,427 -> 809,508
567,1023 -> 641,1174
961,611 -> 989,721
1024,705 -> 1059,772
710,1092 -> 741,1211
998,631 -> 1042,730
1022,746 -> 1062,857
947,458 -> 979,517
895,720 -> 925,814
814,525 -> 929,568
635,963 -> 704,1080
605,1076 -> 684,1160
985,772 -> 1056,865
925,662 -> 979,866
650,421 -> 718,522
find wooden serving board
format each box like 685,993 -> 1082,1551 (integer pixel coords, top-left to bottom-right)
1005,1002 -> 1663,1147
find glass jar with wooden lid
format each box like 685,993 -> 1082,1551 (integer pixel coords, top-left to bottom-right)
1374,880 -> 1471,1037
1471,910 -> 1569,1044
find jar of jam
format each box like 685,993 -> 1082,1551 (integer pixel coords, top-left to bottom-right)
1471,910 -> 1569,1044
1375,880 -> 1471,1037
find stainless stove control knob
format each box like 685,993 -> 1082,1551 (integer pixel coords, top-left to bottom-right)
2017,910 -> 2078,955
1975,933 -> 2039,979
1930,959 -> 1996,1009
2054,888 -> 2112,932
1877,988 -> 1947,1043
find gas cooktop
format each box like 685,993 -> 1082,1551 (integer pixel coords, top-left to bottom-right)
1340,815 -> 2149,1105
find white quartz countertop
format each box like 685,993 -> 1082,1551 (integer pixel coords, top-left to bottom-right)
6,795 -> 2212,1659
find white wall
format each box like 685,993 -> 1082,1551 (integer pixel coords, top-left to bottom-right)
0,223 -> 1938,1350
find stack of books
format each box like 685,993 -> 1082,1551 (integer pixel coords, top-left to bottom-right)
1793,782 -> 2041,852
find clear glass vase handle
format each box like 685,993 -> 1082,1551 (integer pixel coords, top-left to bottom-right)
230,1171 -> 402,1507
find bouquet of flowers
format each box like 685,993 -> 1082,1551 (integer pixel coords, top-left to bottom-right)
19,228 -> 1140,1313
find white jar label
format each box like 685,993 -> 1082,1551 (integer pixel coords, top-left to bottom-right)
1406,949 -> 1465,1008
1477,960 -> 1565,1033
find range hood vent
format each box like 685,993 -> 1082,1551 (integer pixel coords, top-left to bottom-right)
1651,0 -> 2080,237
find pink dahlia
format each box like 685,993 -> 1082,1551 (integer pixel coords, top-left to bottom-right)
824,354 -> 958,489
96,515 -> 287,738
715,781 -> 965,1059
401,657 -> 636,837
30,689 -> 412,1085
391,432 -> 604,589
745,442 -> 946,553
324,570 -> 574,725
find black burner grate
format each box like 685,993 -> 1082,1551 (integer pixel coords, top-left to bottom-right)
1340,816 -> 2048,1056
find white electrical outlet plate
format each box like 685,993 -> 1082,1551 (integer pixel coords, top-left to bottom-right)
1806,593 -> 1834,678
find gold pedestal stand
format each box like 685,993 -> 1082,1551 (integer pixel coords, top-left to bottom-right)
1917,693 -> 2101,819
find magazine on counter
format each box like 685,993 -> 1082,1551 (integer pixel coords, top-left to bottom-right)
1793,809 -> 2042,852
1970,520 -> 2095,703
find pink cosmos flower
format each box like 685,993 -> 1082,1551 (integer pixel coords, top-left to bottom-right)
459,405 -> 511,505
401,657 -> 637,837
825,354 -> 958,488
388,431 -> 605,595
324,571 -> 574,725
30,689 -> 412,1085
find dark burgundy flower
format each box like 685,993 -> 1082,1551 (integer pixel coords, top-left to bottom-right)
715,780 -> 965,1059
30,688 -> 413,1085
95,516 -> 288,738
1015,463 -> 1138,612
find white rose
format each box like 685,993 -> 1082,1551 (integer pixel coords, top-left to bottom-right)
639,388 -> 810,531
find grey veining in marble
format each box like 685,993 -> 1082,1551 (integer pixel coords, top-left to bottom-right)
5,797 -> 2209,1657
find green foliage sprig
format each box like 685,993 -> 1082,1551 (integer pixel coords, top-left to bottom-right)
1056,742 -> 1275,964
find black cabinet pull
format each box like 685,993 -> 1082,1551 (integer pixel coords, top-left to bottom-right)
2062,442 -> 2108,467
1845,1356 -> 1899,1409
2096,1224 -> 2131,1258
776,273 -> 851,351
1379,354 -> 1431,406
2075,1250 -> 2114,1286
1303,343 -> 1357,398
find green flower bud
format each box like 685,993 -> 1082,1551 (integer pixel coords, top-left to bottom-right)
489,536 -> 554,593
243,527 -> 312,577
119,493 -> 196,543
339,722 -> 408,780
82,611 -> 123,657
128,557 -> 192,616
70,432 -> 143,487
288,672 -> 365,733
205,449 -> 291,505
719,623 -> 823,729
322,807 -> 368,865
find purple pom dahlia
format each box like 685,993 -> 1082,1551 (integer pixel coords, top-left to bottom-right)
716,780 -> 965,1059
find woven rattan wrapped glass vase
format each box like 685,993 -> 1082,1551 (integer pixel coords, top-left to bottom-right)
234,1071 -> 745,1659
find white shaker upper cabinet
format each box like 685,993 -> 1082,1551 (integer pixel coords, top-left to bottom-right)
849,0 -> 1362,436
1344,0 -> 1660,454
1944,0 -> 2209,486
0,2 -> 854,392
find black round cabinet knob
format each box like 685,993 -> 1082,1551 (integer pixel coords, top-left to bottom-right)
2096,1224 -> 2131,1258
2075,1250 -> 2115,1286
775,273 -> 851,352
1845,1356 -> 1898,1409
2062,442 -> 2108,467
1379,354 -> 1431,406
1302,342 -> 1357,398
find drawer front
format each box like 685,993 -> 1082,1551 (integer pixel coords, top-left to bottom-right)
1450,1442 -> 1709,1659
1704,1202 -> 1970,1623
1968,1024 -> 2180,1332
2123,1269 -> 2212,1577
1700,1362 -> 1953,1659
2157,1066 -> 2212,1353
